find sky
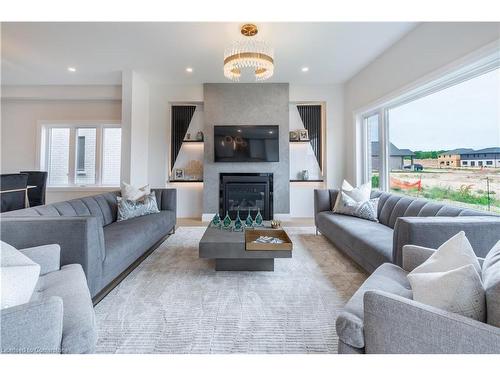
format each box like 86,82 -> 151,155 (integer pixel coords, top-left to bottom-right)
371,68 -> 500,151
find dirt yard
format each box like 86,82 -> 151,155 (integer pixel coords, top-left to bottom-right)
389,164 -> 500,212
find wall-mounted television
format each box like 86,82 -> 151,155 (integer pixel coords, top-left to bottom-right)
214,125 -> 279,162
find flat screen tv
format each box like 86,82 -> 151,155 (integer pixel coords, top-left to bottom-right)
214,125 -> 279,162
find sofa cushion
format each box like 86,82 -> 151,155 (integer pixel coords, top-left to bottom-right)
31,264 -> 96,353
482,240 -> 500,327
336,263 -> 412,348
316,212 -> 393,272
102,210 -> 175,287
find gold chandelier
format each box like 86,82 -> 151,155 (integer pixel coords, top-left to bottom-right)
224,24 -> 274,82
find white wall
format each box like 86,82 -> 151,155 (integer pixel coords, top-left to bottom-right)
1,81 -> 343,217
288,84 -> 344,217
1,86 -> 121,203
121,71 -> 151,186
344,22 -> 500,184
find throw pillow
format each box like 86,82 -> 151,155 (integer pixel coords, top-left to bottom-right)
1,241 -> 40,309
410,231 -> 481,276
333,180 -> 371,211
481,240 -> 500,327
120,182 -> 151,201
333,191 -> 379,222
408,264 -> 486,321
117,191 -> 160,221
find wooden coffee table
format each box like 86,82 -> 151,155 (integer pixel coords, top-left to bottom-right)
199,225 -> 292,271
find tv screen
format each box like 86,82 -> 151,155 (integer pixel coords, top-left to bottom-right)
214,125 -> 279,162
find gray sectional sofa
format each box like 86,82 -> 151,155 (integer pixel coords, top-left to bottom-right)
1,244 -> 96,354
314,189 -> 500,273
1,188 -> 177,302
336,243 -> 500,354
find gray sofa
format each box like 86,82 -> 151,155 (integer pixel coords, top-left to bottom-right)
0,188 -> 176,302
337,243 -> 500,353
314,189 -> 500,273
1,244 -> 96,354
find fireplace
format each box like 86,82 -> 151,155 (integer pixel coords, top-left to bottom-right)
219,173 -> 273,220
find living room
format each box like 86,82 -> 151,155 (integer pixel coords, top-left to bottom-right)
1,0 -> 500,373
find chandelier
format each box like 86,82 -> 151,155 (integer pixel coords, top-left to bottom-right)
223,24 -> 274,81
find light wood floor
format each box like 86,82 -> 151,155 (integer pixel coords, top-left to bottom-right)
177,217 -> 315,227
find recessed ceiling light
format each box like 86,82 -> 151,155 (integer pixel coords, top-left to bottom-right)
67,67 -> 76,72
301,67 -> 309,72
186,67 -> 193,73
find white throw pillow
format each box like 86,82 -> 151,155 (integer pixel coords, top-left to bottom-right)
411,231 -> 481,276
408,264 -> 486,321
333,180 -> 371,211
121,182 -> 151,201
1,241 -> 40,309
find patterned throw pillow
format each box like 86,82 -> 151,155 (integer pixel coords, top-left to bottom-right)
333,191 -> 379,222
117,191 -> 160,221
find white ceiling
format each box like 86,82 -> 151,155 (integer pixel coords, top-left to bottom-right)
1,22 -> 417,85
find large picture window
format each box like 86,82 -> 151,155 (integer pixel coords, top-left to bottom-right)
40,123 -> 121,187
361,63 -> 499,213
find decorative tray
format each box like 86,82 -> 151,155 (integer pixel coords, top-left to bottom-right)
245,229 -> 293,251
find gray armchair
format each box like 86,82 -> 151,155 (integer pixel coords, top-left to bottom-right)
1,244 -> 96,354
336,244 -> 500,354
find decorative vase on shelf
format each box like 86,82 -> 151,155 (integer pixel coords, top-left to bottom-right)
222,211 -> 232,230
196,131 -> 204,141
245,208 -> 254,228
254,208 -> 263,227
301,170 -> 309,180
210,213 -> 221,228
233,210 -> 243,232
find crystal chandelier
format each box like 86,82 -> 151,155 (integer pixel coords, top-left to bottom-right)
224,24 -> 274,82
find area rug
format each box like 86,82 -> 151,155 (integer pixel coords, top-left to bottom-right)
95,227 -> 367,354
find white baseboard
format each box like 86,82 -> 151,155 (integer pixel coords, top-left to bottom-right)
202,213 -> 215,222
273,213 -> 291,221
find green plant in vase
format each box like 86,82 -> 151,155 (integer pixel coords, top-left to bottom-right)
245,208 -> 254,228
211,212 -> 221,228
254,208 -> 263,227
222,211 -> 233,230
233,210 -> 243,231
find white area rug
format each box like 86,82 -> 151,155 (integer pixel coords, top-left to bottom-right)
95,227 -> 367,353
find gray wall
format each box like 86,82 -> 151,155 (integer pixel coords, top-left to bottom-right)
203,83 -> 290,215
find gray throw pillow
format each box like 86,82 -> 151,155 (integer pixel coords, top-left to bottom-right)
117,191 -> 160,221
333,191 -> 379,222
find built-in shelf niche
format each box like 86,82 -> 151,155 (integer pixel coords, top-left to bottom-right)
289,102 -> 325,182
169,103 -> 204,182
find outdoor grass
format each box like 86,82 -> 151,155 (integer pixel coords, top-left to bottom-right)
391,185 -> 500,211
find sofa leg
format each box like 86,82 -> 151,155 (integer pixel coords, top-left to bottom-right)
316,227 -> 319,235
170,226 -> 176,235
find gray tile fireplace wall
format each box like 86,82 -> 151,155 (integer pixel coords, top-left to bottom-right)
203,83 -> 290,216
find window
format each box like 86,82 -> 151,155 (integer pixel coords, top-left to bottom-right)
40,123 -> 121,187
364,113 -> 380,189
361,60 -> 499,213
101,128 -> 122,186
47,128 -> 70,186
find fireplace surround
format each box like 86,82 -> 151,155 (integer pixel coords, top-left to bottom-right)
219,173 -> 273,220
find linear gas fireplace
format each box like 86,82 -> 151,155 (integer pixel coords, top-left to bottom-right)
219,173 -> 273,220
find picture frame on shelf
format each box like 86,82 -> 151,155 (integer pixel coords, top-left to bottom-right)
298,129 -> 309,141
173,168 -> 185,180
289,130 -> 299,141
